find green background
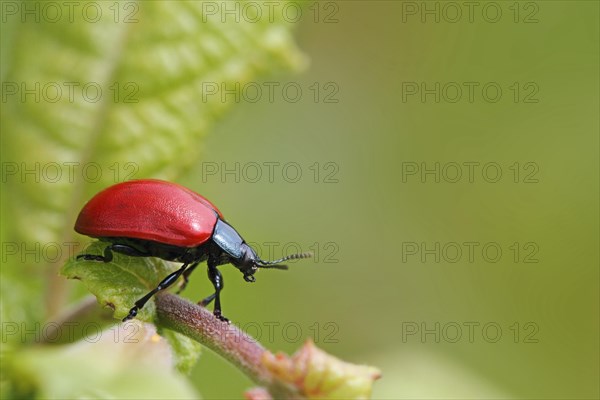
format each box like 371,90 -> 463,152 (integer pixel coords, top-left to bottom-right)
189,2 -> 599,398
2,1 -> 598,399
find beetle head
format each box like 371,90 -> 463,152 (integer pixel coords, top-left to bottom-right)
235,243 -> 312,282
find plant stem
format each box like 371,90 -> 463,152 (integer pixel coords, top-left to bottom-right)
154,293 -> 301,399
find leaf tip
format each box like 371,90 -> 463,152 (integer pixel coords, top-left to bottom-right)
262,339 -> 382,399
244,387 -> 273,400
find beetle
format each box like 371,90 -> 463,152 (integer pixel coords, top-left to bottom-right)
74,179 -> 311,322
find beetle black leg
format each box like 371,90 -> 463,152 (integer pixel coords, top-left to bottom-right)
123,263 -> 189,322
77,244 -> 149,263
111,244 -> 150,258
77,245 -> 115,262
176,262 -> 200,294
206,262 -> 228,322
199,293 -> 216,307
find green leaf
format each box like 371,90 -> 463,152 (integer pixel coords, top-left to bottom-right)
4,322 -> 198,399
60,241 -> 178,322
1,0 -> 306,320
261,340 -> 382,399
2,1 -> 305,396
159,329 -> 203,375
60,242 -> 203,372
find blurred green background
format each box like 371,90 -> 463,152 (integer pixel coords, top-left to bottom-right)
188,2 -> 599,398
1,1 -> 598,399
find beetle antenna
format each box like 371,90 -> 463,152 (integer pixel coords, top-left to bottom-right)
257,252 -> 313,268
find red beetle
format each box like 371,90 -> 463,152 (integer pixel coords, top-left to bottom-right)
75,179 -> 311,322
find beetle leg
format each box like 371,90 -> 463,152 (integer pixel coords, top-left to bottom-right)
77,244 -> 115,262
206,262 -> 228,322
110,244 -> 150,258
77,253 -> 107,262
123,263 -> 189,322
199,292 -> 216,307
176,262 -> 200,294
77,244 -> 149,263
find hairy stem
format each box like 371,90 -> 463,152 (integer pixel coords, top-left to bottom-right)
154,293 -> 301,399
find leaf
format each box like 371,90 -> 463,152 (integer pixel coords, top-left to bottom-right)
261,340 -> 382,399
244,387 -> 273,400
1,0 -> 306,321
159,328 -> 203,375
60,242 -> 204,371
2,1 -> 306,396
4,322 -> 198,399
60,241 -> 178,322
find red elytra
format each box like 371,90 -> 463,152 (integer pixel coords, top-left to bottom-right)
74,179 -> 312,323
75,179 -> 224,247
